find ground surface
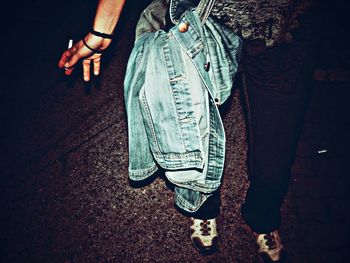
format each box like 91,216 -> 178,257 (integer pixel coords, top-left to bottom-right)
1,1 -> 349,262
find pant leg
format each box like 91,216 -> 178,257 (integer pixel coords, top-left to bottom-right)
180,189 -> 221,220
182,2 -> 324,225
192,38 -> 313,223
240,6 -> 323,233
240,60 -> 312,233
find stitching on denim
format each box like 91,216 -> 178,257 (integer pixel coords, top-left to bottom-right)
139,90 -> 162,153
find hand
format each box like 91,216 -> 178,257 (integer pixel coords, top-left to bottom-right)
58,33 -> 112,81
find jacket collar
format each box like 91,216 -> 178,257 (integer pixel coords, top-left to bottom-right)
169,0 -> 199,23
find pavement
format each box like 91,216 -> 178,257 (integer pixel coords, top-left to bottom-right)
1,1 -> 349,262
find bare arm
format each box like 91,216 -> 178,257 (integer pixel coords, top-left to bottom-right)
58,0 -> 126,81
93,0 -> 126,34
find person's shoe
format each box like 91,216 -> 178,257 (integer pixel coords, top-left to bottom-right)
190,217 -> 218,253
255,230 -> 285,262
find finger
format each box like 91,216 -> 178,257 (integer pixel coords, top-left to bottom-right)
58,47 -> 82,70
58,49 -> 76,75
58,49 -> 74,68
93,57 -> 101,76
64,50 -> 84,70
64,66 -> 75,75
60,41 -> 88,70
83,59 -> 92,82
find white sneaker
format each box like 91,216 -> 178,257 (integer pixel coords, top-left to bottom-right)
190,217 -> 218,253
256,230 -> 285,262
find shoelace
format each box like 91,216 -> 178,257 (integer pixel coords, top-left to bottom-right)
263,233 -> 277,249
199,220 -> 212,236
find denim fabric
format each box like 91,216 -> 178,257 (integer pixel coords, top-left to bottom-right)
136,0 -> 216,39
165,48 -> 210,190
169,0 -> 198,23
124,2 -> 241,212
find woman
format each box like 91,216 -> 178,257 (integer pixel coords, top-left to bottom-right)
58,1 -> 323,262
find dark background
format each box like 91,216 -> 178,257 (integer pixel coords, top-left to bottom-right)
1,1 -> 349,262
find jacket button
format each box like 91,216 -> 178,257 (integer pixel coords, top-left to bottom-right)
214,98 -> 220,105
178,22 -> 189,33
204,62 -> 210,71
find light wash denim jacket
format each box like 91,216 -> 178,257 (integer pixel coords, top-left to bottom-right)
124,0 -> 241,212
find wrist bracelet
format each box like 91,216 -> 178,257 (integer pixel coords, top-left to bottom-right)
82,38 -> 103,54
91,29 -> 113,39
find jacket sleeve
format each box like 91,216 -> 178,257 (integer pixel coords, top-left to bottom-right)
124,34 -> 158,180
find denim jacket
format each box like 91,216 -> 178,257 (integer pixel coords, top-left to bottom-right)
124,0 -> 241,211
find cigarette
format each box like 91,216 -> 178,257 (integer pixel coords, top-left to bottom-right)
68,39 -> 73,49
65,39 -> 74,71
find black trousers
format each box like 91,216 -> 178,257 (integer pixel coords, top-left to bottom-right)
194,5 -> 323,233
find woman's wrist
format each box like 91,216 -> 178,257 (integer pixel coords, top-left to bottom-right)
90,29 -> 114,39
83,33 -> 112,53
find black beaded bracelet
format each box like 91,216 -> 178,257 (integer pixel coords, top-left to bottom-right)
91,30 -> 113,39
82,38 -> 103,54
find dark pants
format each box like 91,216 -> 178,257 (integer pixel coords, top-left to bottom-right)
240,39 -> 315,233
195,5 -> 323,233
